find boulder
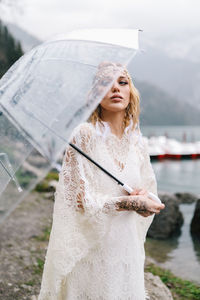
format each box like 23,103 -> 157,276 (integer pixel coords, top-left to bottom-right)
175,192 -> 198,204
190,199 -> 200,237
145,272 -> 173,300
48,180 -> 58,190
147,194 -> 183,239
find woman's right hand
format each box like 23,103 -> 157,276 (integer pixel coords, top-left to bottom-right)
115,192 -> 165,214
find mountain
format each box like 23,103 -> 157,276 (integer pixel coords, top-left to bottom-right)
0,23 -> 199,125
136,79 -> 200,126
128,32 -> 200,110
5,22 -> 41,52
0,21 -> 23,77
2,23 -> 200,110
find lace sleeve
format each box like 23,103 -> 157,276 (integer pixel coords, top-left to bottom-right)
62,123 -> 119,217
138,138 -> 158,241
140,139 -> 158,196
38,123 -> 120,300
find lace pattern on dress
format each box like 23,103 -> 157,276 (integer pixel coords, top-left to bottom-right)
38,121 -> 158,300
95,120 -> 144,172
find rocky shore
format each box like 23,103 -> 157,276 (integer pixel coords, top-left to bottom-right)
148,192 -> 199,239
0,180 -> 199,299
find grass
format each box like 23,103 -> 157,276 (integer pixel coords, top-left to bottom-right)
24,280 -> 35,286
146,263 -> 200,300
34,226 -> 51,242
15,168 -> 37,188
31,226 -> 51,277
34,182 -> 54,193
45,171 -> 59,181
33,258 -> 45,275
34,170 -> 59,193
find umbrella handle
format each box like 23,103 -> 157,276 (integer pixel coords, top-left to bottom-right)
122,184 -> 161,203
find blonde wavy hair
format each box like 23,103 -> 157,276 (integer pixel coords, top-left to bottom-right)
88,62 -> 140,132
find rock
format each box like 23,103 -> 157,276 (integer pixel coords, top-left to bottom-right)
175,192 -> 198,204
21,284 -> 32,291
145,272 -> 173,300
48,180 -> 58,189
43,191 -> 55,201
31,296 -> 38,300
147,194 -> 183,239
190,199 -> 200,237
7,282 -> 12,286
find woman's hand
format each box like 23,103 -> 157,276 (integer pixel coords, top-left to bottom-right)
129,189 -> 152,217
129,189 -> 156,217
116,188 -> 165,216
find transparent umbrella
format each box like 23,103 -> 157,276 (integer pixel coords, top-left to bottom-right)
0,28 -> 158,224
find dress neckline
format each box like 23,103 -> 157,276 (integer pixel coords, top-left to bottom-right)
94,120 -> 133,142
88,120 -> 144,173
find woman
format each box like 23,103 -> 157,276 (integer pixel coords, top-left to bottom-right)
38,62 -> 165,300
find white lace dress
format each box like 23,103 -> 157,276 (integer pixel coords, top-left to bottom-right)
38,121 -> 157,300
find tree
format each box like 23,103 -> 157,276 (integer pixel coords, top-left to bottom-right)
0,20 -> 23,78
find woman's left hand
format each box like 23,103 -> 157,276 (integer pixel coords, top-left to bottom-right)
130,188 -> 154,217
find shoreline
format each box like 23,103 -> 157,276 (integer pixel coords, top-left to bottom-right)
0,176 -> 199,299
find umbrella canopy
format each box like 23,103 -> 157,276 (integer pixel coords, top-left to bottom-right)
0,28 -> 140,223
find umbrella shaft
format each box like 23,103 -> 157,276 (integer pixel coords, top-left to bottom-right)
69,142 -> 124,186
0,105 -> 124,189
18,107 -> 125,187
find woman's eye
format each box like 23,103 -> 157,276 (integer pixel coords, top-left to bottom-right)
119,81 -> 128,85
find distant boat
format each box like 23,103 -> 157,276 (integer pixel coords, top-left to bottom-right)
148,136 -> 200,160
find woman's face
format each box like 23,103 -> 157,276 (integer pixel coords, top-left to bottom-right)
100,74 -> 130,113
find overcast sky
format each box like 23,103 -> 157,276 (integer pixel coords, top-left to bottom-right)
0,0 -> 200,41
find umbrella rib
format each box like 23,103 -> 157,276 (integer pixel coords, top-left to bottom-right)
0,155 -> 22,192
42,38 -> 137,51
0,104 -> 50,161
21,108 -> 124,185
40,58 -> 97,68
0,103 -> 124,187
0,159 -> 14,180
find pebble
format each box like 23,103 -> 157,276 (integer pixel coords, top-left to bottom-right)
7,282 -> 12,286
31,296 -> 38,300
21,284 -> 32,291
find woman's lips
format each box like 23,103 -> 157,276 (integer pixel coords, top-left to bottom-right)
111,98 -> 122,102
110,95 -> 123,102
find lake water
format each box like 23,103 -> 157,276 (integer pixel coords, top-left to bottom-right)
142,126 -> 200,284
152,159 -> 200,195
142,125 -> 200,195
